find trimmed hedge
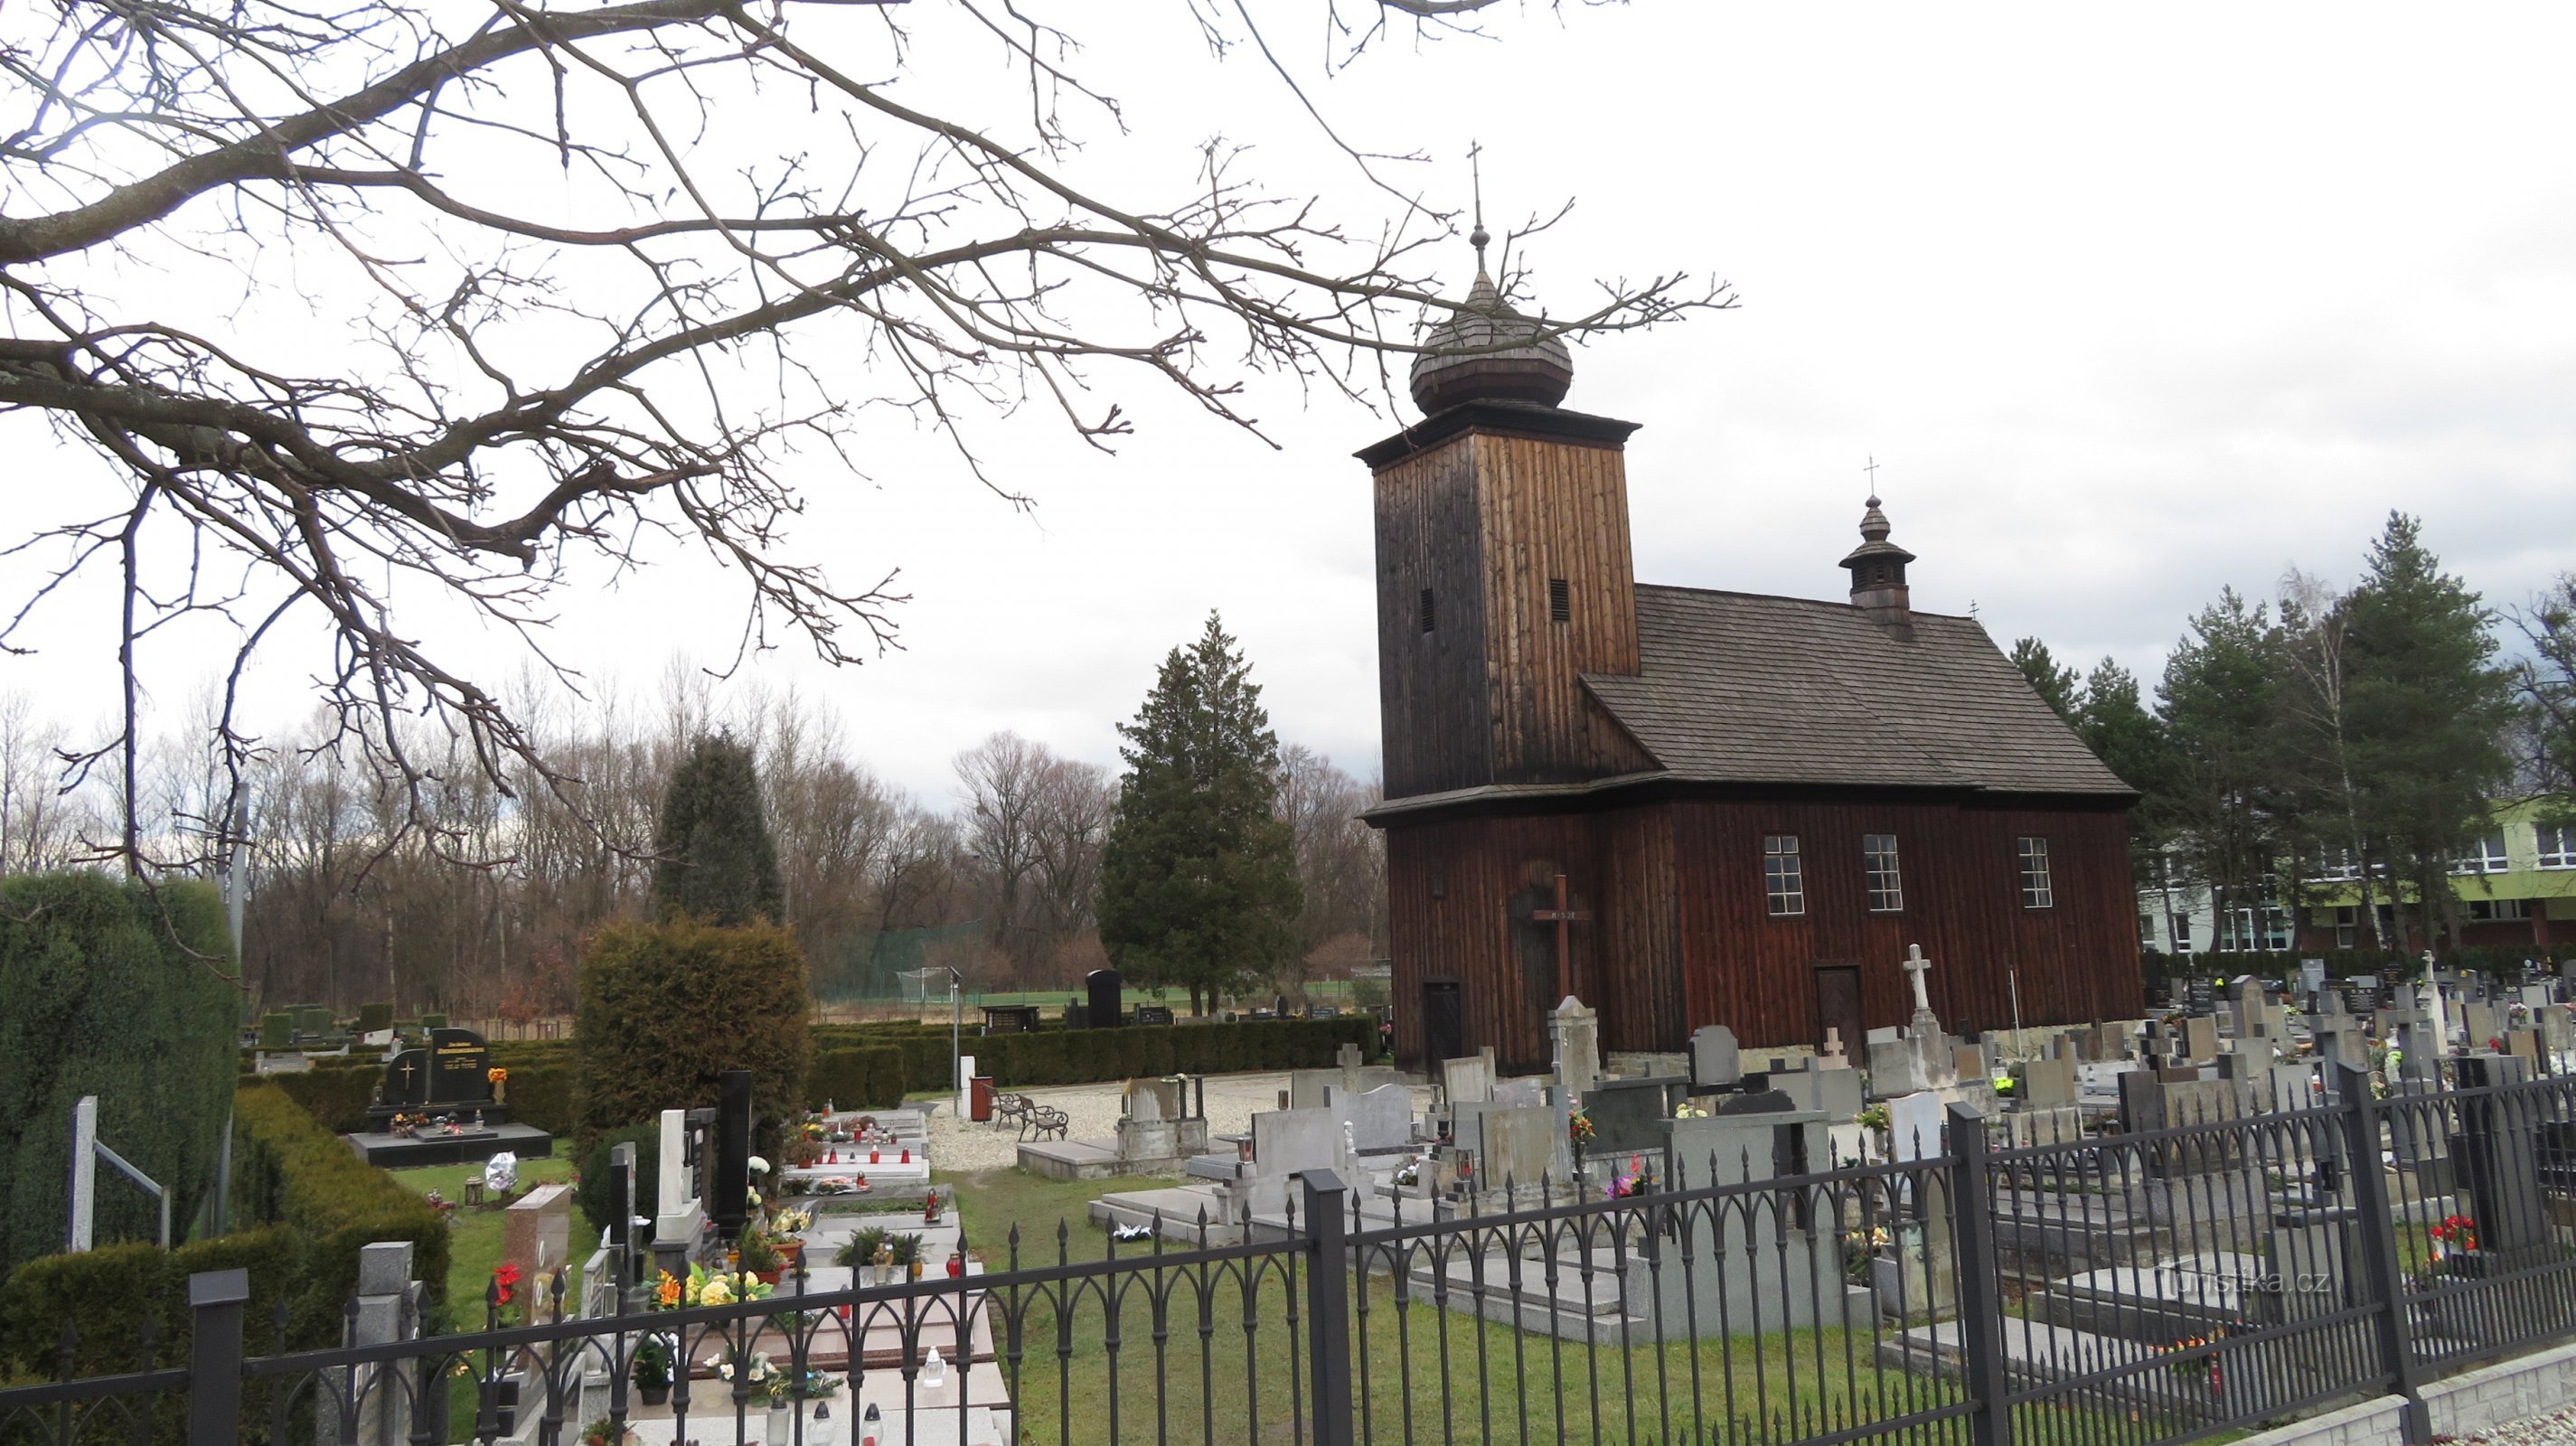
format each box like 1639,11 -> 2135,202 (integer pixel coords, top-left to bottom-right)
502,1059 -> 580,1137
576,916 -> 811,1154
355,1002 -> 394,1034
229,1084 -> 449,1340
267,1061 -> 380,1133
1,874 -> 240,1284
807,1047 -> 907,1111
0,1225 -> 299,1381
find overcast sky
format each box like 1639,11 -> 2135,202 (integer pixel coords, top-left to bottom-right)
13,4 -> 2576,807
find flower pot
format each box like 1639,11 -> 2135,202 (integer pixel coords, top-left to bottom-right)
756,1268 -> 782,1285
638,1385 -> 669,1407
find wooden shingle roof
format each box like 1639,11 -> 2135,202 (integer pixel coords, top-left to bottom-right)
1579,586 -> 2136,797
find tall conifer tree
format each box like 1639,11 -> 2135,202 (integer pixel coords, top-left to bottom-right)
2009,636 -> 2082,722
2342,512 -> 2514,947
1098,613 -> 1302,1014
652,731 -> 785,925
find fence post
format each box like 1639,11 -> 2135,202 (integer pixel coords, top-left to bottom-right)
185,1268 -> 249,1446
1302,1169 -> 1356,1446
1944,1103 -> 2012,1446
2338,1061 -> 2430,1442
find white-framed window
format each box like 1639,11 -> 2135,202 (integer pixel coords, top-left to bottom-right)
2452,831 -> 2509,875
2539,823 -> 2576,870
2333,906 -> 2358,949
1763,835 -> 1806,917
2173,914 -> 2191,946
2017,836 -> 2054,909
2466,898 -> 2529,923
2216,907 -> 2293,952
1863,833 -> 1904,913
2311,847 -> 2362,882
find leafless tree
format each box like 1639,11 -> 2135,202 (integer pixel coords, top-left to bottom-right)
0,0 -> 1720,876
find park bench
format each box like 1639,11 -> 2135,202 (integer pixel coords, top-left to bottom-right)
992,1093 -> 1032,1131
1022,1104 -> 1069,1143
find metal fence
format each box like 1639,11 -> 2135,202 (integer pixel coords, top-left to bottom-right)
6,1060 -> 2575,1446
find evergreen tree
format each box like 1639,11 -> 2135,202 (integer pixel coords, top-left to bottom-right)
652,731 -> 785,926
2157,589 -> 2285,943
1098,612 -> 1303,1015
2009,636 -> 2082,723
2342,512 -> 2515,948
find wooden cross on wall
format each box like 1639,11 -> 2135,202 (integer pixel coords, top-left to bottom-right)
1532,872 -> 1593,1005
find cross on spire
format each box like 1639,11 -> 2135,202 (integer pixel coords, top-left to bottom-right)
1863,454 -> 1881,502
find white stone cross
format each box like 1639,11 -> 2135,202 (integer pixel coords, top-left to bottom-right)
1902,944 -> 1933,1014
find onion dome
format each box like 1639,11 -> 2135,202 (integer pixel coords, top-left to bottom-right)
1408,230 -> 1575,414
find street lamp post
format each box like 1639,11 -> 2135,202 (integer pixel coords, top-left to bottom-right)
950,967 -> 964,1115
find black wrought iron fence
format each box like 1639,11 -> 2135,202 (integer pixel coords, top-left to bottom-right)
8,1061 -> 2576,1446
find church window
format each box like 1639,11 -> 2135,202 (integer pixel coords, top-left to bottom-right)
2017,836 -> 2054,909
1763,835 -> 1805,916
1419,588 -> 1436,634
1548,577 -> 1571,623
1863,834 -> 1904,912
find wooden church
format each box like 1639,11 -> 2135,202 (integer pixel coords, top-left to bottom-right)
1363,242 -> 2143,1075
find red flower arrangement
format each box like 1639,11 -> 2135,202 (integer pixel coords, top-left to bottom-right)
2430,1215 -> 2478,1254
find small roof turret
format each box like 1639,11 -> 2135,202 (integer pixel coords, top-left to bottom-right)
1838,493 -> 1915,614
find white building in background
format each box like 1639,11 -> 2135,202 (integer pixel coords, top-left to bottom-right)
2136,858 -> 2293,960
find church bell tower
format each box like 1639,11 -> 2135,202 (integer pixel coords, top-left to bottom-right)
1362,230 -> 1651,801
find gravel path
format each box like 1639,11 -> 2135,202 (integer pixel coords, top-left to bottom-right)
2462,1406 -> 2576,1444
922,1072 -> 1434,1175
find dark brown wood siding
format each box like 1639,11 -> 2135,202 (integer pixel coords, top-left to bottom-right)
1471,432 -> 1652,784
1670,795 -> 2143,1048
1373,436 -> 1493,798
1387,790 -> 2142,1069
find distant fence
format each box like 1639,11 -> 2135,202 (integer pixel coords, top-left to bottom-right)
7,1061 -> 2575,1446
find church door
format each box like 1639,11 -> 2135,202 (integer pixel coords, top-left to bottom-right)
1422,981 -> 1464,1066
1812,963 -> 1865,1056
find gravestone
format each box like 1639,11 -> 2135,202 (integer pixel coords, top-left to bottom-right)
2118,1075 -> 2257,1177
1775,1057 -> 1866,1122
1581,1077 -> 1680,1156
381,1048 -> 432,1109
1653,1106 -> 1872,1332
1493,1075 -> 1546,1109
1443,1056 -> 1493,1106
1550,996 -> 1602,1101
2343,981 -> 2379,1015
1086,969 -> 1123,1028
2451,1056 -> 2551,1269
502,1183 -> 574,1284
1287,1069 -> 1339,1111
2299,958 -> 2328,1004
1324,1082 -> 1412,1153
1819,1028 -> 1851,1069
428,1028 -> 494,1107
1240,1108 -> 1359,1217
2186,979 -> 2217,1017
2022,1053 -> 2076,1109
2462,1000 -> 2502,1051
1689,1025 -> 1741,1091
653,1108 -> 702,1282
1478,1103 -> 1566,1197
2181,1015 -> 2219,1064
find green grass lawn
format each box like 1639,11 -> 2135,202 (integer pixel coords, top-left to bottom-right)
935,1168 -> 2153,1446
390,1159 -> 593,1323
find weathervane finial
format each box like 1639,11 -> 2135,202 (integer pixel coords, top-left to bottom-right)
1467,140 -> 1490,269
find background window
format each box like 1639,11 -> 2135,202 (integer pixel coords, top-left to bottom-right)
2017,836 -> 2054,909
2451,831 -> 2509,874
1863,833 -> 1904,912
1763,835 -> 1805,916
2539,824 -> 2576,869
2467,898 -> 2529,923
